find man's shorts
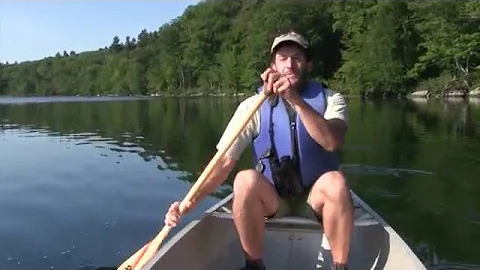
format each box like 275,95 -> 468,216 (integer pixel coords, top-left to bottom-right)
265,191 -> 323,224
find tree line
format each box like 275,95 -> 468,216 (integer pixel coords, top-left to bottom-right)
0,0 -> 479,98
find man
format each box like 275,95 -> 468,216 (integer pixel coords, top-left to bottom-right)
165,30 -> 354,270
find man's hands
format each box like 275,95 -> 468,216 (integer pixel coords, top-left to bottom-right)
260,68 -> 301,106
164,200 -> 194,227
164,202 -> 182,227
163,69 -> 303,229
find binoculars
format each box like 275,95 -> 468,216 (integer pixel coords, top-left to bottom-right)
270,155 -> 304,198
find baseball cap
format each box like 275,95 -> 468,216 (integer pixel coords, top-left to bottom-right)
270,31 -> 309,54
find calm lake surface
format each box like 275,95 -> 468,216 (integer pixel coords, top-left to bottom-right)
0,95 -> 479,269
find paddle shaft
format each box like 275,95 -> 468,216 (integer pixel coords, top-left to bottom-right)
118,91 -> 269,270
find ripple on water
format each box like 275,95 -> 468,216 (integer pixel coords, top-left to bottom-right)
430,263 -> 480,270
340,164 -> 434,177
0,126 -> 191,269
410,241 -> 480,270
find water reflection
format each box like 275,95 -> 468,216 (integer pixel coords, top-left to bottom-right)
0,97 -> 244,180
0,97 -> 241,269
0,96 -> 479,269
340,164 -> 433,177
344,97 -> 480,270
409,97 -> 480,142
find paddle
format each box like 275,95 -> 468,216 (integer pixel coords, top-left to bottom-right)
117,90 -> 270,270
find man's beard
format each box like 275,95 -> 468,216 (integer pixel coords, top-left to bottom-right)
289,69 -> 309,92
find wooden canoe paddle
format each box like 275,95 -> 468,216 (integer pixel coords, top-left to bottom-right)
117,90 -> 269,270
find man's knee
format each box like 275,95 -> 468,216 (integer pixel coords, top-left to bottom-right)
324,171 -> 350,203
233,169 -> 263,195
310,171 -> 351,207
233,169 -> 279,215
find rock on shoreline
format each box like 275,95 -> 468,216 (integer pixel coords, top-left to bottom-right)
409,86 -> 480,99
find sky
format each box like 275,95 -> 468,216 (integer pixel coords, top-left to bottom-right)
0,1 -> 200,63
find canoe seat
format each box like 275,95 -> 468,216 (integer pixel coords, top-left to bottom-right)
211,210 -> 322,230
213,202 -> 378,230
265,216 -> 322,230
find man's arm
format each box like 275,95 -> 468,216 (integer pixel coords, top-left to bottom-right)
188,155 -> 237,208
185,96 -> 259,211
291,91 -> 347,152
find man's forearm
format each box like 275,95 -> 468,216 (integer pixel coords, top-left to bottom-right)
292,99 -> 342,151
188,156 -> 236,208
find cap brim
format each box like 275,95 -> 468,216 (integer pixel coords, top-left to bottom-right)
270,39 -> 307,53
270,33 -> 309,53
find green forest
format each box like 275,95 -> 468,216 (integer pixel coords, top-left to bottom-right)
0,0 -> 479,98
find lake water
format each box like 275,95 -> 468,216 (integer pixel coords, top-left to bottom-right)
0,96 -> 479,269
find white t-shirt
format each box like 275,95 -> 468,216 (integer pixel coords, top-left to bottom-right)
216,88 -> 348,160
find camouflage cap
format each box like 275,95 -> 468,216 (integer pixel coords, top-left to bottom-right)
270,31 -> 309,54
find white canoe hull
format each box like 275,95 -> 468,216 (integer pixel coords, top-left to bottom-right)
140,191 -> 426,270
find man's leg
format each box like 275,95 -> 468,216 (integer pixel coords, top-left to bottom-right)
307,170 -> 354,267
232,169 -> 280,267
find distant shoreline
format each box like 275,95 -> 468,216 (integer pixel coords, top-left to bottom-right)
1,89 -> 480,100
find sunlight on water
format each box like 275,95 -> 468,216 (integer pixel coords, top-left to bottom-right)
1,97 -> 480,269
340,164 -> 434,177
414,241 -> 480,270
0,96 -> 152,105
0,124 -> 217,269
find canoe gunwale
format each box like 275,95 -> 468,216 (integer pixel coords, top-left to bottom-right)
139,194 -> 235,270
349,192 -> 427,269
140,190 -> 427,270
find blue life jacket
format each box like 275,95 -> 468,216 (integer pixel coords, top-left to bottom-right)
252,81 -> 340,188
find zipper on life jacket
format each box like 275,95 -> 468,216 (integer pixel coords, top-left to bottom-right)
285,102 -> 300,167
287,107 -> 304,190
289,113 -> 299,163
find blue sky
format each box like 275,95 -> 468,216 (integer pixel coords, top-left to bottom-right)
0,1 -> 200,63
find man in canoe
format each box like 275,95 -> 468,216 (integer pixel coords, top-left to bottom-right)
165,29 -> 354,270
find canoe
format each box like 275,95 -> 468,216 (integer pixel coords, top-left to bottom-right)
139,191 -> 426,270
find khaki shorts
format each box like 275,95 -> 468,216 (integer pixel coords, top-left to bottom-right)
266,192 -> 323,224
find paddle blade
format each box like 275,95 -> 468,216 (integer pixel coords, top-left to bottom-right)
117,242 -> 149,270
117,226 -> 171,270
